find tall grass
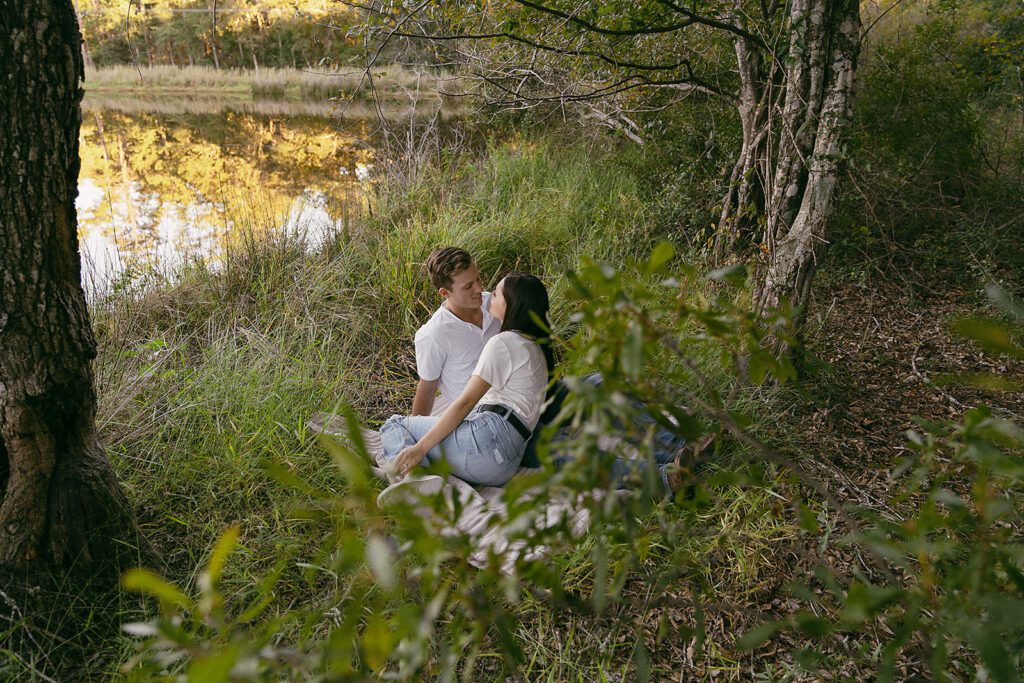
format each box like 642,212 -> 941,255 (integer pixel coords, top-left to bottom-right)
83,64 -> 460,104
14,138 -> 802,679
91,138 -> 655,587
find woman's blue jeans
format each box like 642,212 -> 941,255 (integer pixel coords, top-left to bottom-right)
379,409 -> 526,486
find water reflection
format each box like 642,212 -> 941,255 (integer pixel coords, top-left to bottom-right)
77,104 -> 375,298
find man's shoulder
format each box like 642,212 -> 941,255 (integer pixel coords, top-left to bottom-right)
414,306 -> 448,345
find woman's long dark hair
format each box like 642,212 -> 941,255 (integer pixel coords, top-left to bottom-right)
499,273 -> 555,375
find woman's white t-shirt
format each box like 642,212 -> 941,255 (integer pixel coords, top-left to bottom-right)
472,331 -> 548,430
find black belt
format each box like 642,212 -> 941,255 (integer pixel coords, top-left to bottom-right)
478,404 -> 531,440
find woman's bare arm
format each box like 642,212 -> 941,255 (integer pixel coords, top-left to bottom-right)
393,375 -> 491,476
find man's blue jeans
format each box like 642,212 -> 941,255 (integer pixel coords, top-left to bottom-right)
526,373 -> 686,495
380,409 -> 526,486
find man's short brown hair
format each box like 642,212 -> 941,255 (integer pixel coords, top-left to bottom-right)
425,247 -> 474,290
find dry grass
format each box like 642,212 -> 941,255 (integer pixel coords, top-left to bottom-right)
83,64 -> 462,102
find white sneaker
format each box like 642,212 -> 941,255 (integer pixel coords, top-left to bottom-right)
376,474 -> 445,510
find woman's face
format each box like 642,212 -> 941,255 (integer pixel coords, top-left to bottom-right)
490,278 -> 508,321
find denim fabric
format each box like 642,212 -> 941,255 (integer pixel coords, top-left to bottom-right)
379,409 -> 525,486
552,448 -> 676,495
529,372 -> 686,496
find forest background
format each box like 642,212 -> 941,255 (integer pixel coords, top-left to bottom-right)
3,0 -> 1024,681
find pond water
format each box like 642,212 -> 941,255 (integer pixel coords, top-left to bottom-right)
77,95 -> 392,298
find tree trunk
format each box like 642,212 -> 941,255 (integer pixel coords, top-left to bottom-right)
0,0 -> 141,568
715,0 -> 861,358
714,33 -> 770,262
752,0 -> 861,352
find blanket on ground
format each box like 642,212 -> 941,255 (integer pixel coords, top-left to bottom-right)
306,412 -> 613,574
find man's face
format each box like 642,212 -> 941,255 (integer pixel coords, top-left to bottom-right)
441,264 -> 483,311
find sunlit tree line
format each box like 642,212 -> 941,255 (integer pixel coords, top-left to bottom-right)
75,0 -> 361,69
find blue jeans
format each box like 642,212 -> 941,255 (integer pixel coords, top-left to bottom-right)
379,409 -> 526,486
532,373 -> 685,495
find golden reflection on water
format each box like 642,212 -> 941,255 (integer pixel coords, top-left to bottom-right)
77,106 -> 375,296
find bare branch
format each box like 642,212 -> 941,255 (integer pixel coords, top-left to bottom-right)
512,0 -> 697,37
383,27 -> 697,73
655,0 -> 770,49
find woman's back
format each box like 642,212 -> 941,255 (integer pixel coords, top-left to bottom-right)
473,330 -> 548,430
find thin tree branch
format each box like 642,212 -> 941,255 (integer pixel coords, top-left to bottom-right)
477,70 -> 728,107
655,0 -> 770,49
386,27 -> 698,73
513,0 -> 697,37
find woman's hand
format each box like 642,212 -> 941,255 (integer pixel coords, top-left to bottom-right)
390,377 -> 492,477
394,444 -> 426,478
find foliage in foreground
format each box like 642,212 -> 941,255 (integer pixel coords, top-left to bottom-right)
118,240 -> 1024,680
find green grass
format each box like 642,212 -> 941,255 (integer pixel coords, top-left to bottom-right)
97,136 -> 657,548
8,137 -> 810,680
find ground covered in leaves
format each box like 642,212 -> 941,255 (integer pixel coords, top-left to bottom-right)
483,275 -> 1024,682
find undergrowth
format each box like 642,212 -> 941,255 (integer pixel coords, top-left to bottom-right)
5,134 -> 1021,681
76,138 -> 786,680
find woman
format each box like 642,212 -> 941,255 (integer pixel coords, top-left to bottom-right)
379,273 -> 554,487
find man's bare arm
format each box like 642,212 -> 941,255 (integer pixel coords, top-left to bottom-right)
411,378 -> 440,416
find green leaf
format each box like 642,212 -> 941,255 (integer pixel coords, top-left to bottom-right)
736,620 -> 785,650
122,569 -> 190,611
796,502 -> 819,533
950,318 -> 1022,358
494,610 -> 525,666
645,241 -> 674,274
592,542 -> 609,612
794,613 -> 830,636
748,349 -> 769,386
933,372 -> 1024,392
620,321 -> 644,378
365,535 -> 396,589
201,525 -> 240,593
187,646 -> 238,683
986,282 -> 1024,322
707,263 -> 747,286
999,556 -> 1024,594
659,405 -> 703,441
361,612 -> 394,670
968,622 -> 1020,683
634,638 -> 651,683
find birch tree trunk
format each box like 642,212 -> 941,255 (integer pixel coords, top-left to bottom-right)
714,34 -> 770,261
752,0 -> 861,352
0,0 -> 140,568
716,0 -> 861,358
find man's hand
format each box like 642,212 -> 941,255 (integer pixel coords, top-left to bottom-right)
394,444 -> 426,477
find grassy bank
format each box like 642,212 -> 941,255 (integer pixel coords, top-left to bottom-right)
83,64 -> 461,112
44,136 -> 807,680
76,138 -> 725,678
11,133 -> 1016,680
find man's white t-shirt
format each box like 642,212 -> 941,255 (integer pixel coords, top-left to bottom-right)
415,292 -> 502,415
472,331 -> 548,431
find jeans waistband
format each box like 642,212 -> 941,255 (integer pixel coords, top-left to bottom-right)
477,404 -> 531,440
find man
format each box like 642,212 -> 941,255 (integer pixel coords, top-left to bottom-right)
410,247 -> 707,497
412,247 -> 502,417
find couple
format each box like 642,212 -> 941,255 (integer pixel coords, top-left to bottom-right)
377,247 -> 699,497
379,248 -> 550,487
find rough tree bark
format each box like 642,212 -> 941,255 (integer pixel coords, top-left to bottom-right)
716,0 -> 861,353
0,0 -> 141,568
714,33 -> 770,260
754,1 -> 861,331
